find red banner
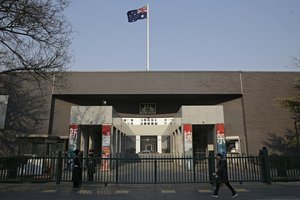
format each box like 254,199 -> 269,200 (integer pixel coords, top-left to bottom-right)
216,123 -> 225,135
183,124 -> 193,155
102,124 -> 111,137
102,124 -> 111,147
183,124 -> 192,133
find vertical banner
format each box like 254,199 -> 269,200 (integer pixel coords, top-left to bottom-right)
101,124 -> 111,171
183,124 -> 193,155
216,123 -> 226,156
183,124 -> 193,170
67,124 -> 78,170
68,124 -> 79,155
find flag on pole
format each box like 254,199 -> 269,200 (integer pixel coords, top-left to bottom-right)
127,6 -> 147,23
126,4 -> 150,71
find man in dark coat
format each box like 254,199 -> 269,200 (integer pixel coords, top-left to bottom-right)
212,153 -> 238,198
86,149 -> 96,181
72,149 -> 82,188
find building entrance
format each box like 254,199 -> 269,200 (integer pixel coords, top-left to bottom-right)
140,136 -> 157,153
68,105 -> 225,157
192,125 -> 214,158
77,125 -> 102,157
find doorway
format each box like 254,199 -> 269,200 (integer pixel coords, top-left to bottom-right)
140,136 -> 157,153
192,125 -> 214,158
78,125 -> 102,157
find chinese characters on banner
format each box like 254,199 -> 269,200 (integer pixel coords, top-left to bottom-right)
216,123 -> 226,156
68,124 -> 78,157
67,124 -> 79,170
183,124 -> 193,170
183,124 -> 193,156
101,124 -> 111,171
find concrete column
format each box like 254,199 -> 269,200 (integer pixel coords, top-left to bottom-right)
121,133 -> 125,153
122,133 -> 126,154
114,130 -> 117,154
173,131 -> 177,155
118,131 -> 124,153
115,128 -> 118,155
157,135 -> 162,153
81,129 -> 88,168
80,130 -> 86,152
118,130 -> 121,154
88,133 -> 93,150
136,135 -> 140,153
110,127 -> 116,156
177,128 -> 184,156
171,133 -> 174,155
118,132 -> 121,154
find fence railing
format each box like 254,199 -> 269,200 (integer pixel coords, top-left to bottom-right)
0,154 -> 299,184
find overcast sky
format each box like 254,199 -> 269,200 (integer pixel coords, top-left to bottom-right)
65,0 -> 300,72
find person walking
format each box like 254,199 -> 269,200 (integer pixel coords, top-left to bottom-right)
211,153 -> 238,198
72,149 -> 82,188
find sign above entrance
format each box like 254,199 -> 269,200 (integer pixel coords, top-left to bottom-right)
139,103 -> 156,114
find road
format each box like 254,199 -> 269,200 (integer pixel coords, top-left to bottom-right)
0,182 -> 300,200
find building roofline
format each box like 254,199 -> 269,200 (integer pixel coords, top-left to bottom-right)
67,70 -> 300,73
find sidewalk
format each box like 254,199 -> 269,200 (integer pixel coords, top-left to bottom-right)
1,182 -> 300,200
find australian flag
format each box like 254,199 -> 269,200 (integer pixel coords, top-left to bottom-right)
127,6 -> 147,23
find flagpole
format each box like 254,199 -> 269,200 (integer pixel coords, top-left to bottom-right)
146,3 -> 150,71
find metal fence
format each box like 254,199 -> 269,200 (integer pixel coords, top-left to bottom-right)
268,155 -> 300,182
0,156 -> 57,183
0,154 -> 299,184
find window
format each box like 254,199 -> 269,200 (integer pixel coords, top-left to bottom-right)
122,117 -> 174,126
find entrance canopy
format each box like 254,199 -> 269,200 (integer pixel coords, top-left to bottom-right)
70,105 -> 224,136
69,105 -> 225,156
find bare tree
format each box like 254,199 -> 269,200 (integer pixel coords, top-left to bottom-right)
280,52 -> 300,121
0,0 -> 72,85
290,54 -> 300,70
264,55 -> 300,155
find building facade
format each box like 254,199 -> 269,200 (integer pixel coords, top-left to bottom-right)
0,71 -> 299,157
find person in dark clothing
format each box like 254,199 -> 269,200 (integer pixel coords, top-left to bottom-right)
212,153 -> 238,198
259,147 -> 268,182
72,149 -> 82,188
86,149 -> 96,181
